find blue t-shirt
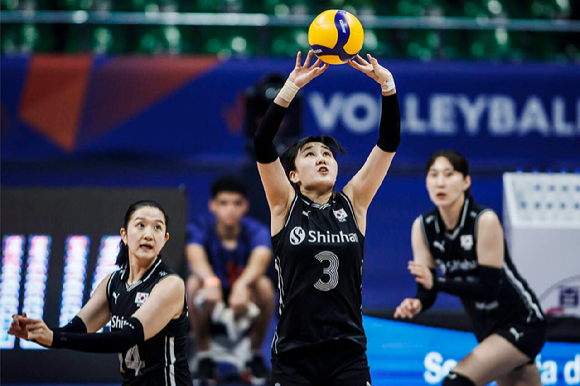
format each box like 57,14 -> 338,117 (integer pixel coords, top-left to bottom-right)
186,215 -> 271,289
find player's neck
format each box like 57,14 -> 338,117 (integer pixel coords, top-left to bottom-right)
438,196 -> 466,231
216,221 -> 241,246
127,257 -> 157,285
300,187 -> 333,206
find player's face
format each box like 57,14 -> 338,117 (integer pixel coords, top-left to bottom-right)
122,206 -> 169,262
290,142 -> 337,191
426,157 -> 471,208
209,192 -> 248,227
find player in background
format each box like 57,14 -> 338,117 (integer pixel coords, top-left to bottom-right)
395,150 -> 546,386
186,176 -> 274,385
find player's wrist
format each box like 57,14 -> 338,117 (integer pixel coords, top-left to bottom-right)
278,79 -> 300,103
203,276 -> 221,288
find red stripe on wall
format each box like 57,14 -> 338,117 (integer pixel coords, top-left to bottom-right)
19,55 -> 92,151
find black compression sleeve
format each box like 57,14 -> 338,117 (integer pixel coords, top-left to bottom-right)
53,316 -> 87,333
415,270 -> 438,312
52,317 -> 144,353
253,102 -> 287,164
433,265 -> 502,302
376,94 -> 401,153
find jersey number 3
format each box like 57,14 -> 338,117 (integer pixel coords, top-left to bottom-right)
314,251 -> 339,291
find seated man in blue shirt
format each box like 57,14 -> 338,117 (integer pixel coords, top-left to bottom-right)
186,176 -> 274,385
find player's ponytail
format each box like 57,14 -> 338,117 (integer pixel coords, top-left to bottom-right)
116,200 -> 169,269
116,241 -> 130,268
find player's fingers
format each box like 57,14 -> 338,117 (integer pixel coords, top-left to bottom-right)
368,54 -> 379,68
415,277 -> 427,287
295,51 -> 302,68
409,267 -> 423,277
304,50 -> 313,67
316,63 -> 329,74
409,300 -> 421,312
394,307 -> 405,318
347,60 -> 364,71
356,54 -> 368,65
310,58 -> 321,69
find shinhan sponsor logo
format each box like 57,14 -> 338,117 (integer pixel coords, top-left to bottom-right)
308,230 -> 358,244
290,227 -> 358,244
111,315 -> 127,329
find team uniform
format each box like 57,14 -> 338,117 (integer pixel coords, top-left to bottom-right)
420,198 -> 546,359
270,190 -> 371,386
107,259 -> 193,386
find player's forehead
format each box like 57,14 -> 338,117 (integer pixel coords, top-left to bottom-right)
214,191 -> 245,202
299,142 -> 331,154
428,157 -> 456,172
131,207 -> 166,224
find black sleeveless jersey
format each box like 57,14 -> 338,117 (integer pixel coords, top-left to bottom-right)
271,190 -> 366,355
106,259 -> 192,386
420,199 -> 545,336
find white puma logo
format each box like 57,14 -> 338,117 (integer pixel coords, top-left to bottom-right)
448,373 -> 457,379
509,327 -> 524,342
433,240 -> 446,253
366,382 -> 372,386
112,292 -> 120,304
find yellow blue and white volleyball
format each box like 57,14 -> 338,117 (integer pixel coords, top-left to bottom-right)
308,10 -> 364,65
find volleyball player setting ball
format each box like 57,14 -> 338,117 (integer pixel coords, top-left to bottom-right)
395,150 -> 546,386
252,10 -> 401,386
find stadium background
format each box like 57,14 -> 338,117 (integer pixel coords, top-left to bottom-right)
1,0 -> 580,385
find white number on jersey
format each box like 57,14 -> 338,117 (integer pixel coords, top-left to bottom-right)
314,251 -> 339,291
120,344 -> 145,376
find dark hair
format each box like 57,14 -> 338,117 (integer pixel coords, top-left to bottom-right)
210,176 -> 247,198
116,200 -> 169,268
281,135 -> 345,179
426,150 -> 473,198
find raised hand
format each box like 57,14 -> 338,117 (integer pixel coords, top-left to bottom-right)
394,298 -> 422,319
288,50 -> 329,88
408,261 -> 434,290
348,54 -> 395,94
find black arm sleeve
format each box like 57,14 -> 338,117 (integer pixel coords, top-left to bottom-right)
253,102 -> 287,164
53,316 -> 87,333
415,270 -> 438,313
51,317 -> 144,353
376,94 -> 401,153
433,265 -> 503,302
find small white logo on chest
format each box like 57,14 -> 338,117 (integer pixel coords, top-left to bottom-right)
112,292 -> 120,304
333,208 -> 348,222
135,292 -> 149,307
289,226 -> 306,245
460,235 -> 474,251
433,240 -> 446,253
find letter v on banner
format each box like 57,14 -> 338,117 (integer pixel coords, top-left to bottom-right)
307,92 -> 344,132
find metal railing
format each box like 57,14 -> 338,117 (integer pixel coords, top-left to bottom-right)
1,10 -> 580,32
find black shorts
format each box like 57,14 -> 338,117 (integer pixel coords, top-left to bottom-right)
271,339 -> 371,386
475,318 -> 547,361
